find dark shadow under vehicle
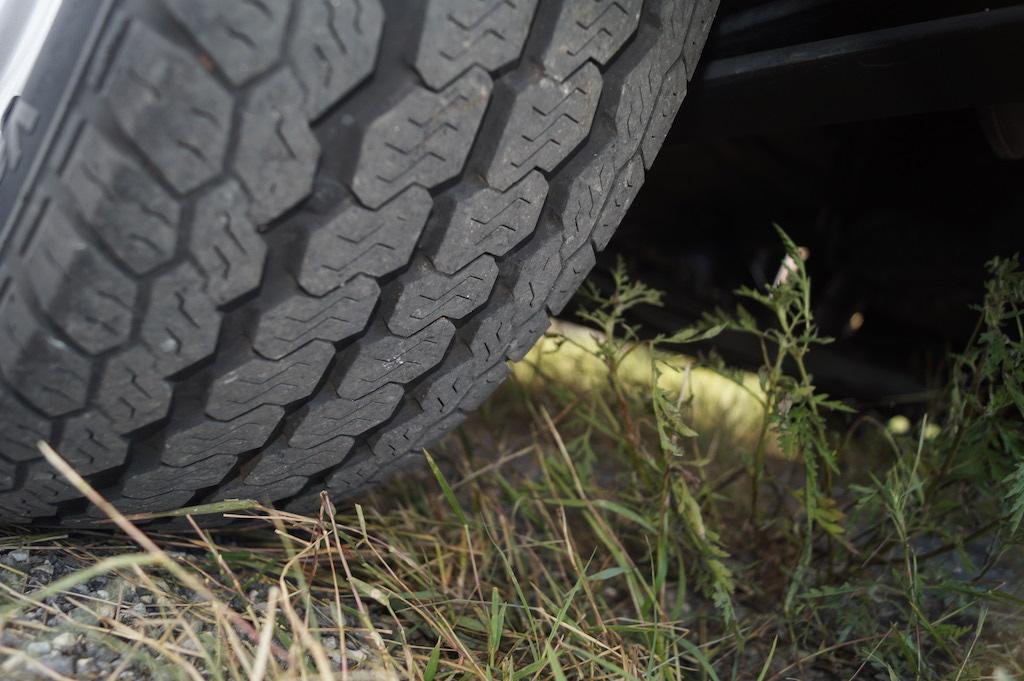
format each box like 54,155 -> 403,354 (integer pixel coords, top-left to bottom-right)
596,0 -> 1024,402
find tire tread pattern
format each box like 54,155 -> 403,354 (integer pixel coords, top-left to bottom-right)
0,0 -> 718,521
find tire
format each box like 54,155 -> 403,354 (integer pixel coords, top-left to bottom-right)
0,0 -> 717,523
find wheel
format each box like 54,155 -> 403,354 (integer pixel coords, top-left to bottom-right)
0,0 -> 717,523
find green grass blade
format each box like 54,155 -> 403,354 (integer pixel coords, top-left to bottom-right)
424,449 -> 469,526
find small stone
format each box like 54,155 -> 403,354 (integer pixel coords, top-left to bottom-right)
26,640 -> 51,656
32,561 -> 54,576
95,589 -> 110,600
0,631 -> 24,648
9,550 -> 28,562
140,594 -> 154,604
70,607 -> 97,625
76,658 -> 96,675
96,603 -> 116,620
41,654 -> 74,677
322,636 -> 338,649
53,632 -> 77,653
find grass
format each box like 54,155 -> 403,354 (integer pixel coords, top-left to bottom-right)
1,232 -> 1022,680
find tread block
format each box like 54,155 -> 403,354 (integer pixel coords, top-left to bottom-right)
416,0 -> 538,88
369,353 -> 475,458
613,46 -> 664,168
88,490 -> 195,516
388,256 -> 499,336
0,488 -> 60,520
254,276 -> 379,360
26,207 -> 137,354
0,289 -> 92,417
547,243 -> 596,314
336,319 -> 456,399
324,447 -> 378,492
353,67 -> 493,208
654,0 -> 695,66
191,182 -> 267,306
461,361 -> 509,410
542,0 -> 643,81
219,475 -> 308,503
0,388 -> 50,464
642,59 -> 686,168
233,68 -> 320,224
163,0 -> 291,85
299,187 -> 432,296
683,0 -> 718,77
246,441 -> 353,485
418,410 -> 468,452
162,405 -> 284,467
430,171 -> 547,274
508,231 -> 562,324
25,474 -> 80,503
291,0 -> 384,118
97,347 -> 173,433
206,340 -> 334,420
369,411 -> 466,468
508,308 -> 549,361
557,143 -> 617,257
122,455 -> 235,499
487,63 -> 603,190
463,300 -> 517,370
592,154 -> 644,250
64,128 -> 179,275
59,411 -> 128,475
104,22 -> 233,192
290,383 -> 404,448
142,264 -> 222,374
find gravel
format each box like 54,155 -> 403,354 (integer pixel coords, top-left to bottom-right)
0,544 -> 384,680
0,544 -> 147,680
52,632 -> 76,653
